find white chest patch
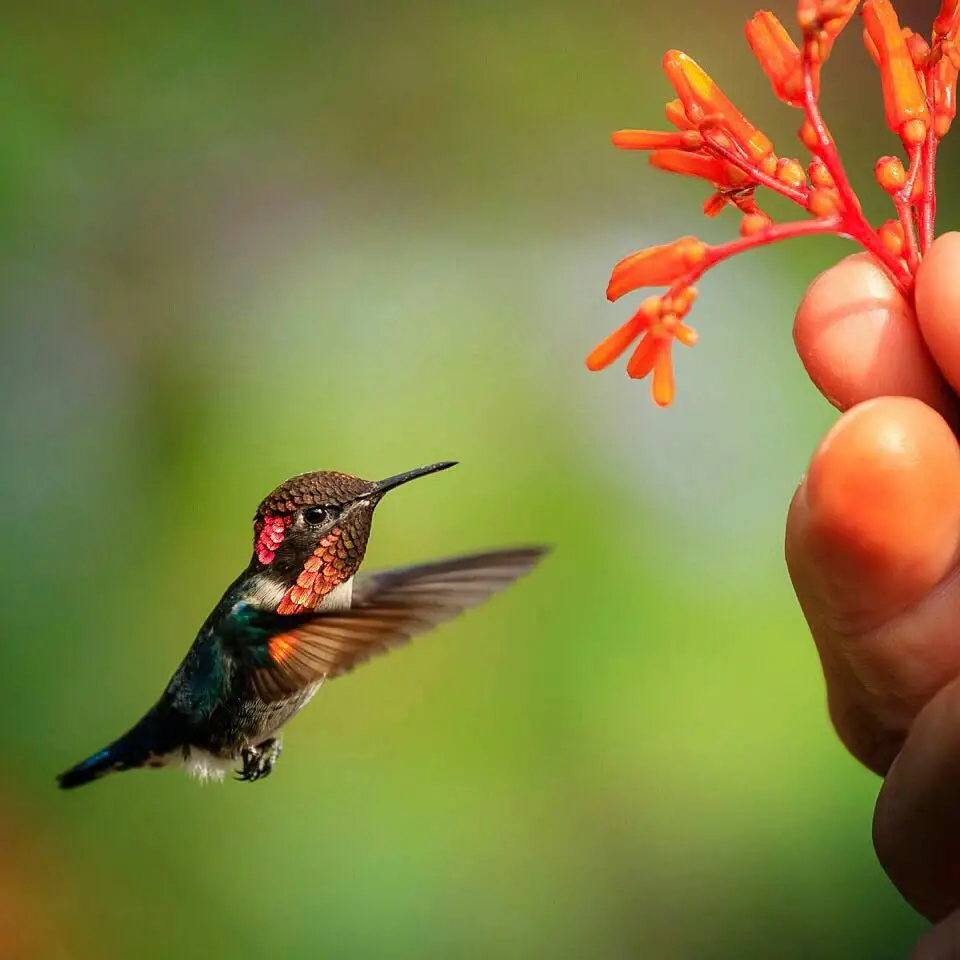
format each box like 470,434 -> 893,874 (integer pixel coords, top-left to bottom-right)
180,749 -> 237,783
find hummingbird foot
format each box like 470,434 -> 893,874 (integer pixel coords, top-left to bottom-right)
235,738 -> 283,783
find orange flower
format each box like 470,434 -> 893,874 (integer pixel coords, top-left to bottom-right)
586,292 -> 699,407
606,237 -> 707,301
746,12 -> 806,106
612,129 -> 702,150
863,0 -> 931,145
662,51 -> 775,164
589,0 -> 952,408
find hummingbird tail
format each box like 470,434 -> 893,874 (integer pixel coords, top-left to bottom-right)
57,712 -> 175,790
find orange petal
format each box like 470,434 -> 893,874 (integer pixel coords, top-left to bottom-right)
661,50 -> 775,164
745,12 -> 807,106
933,53 -> 959,137
651,348 -> 676,406
612,129 -> 702,150
585,312 -> 646,371
664,98 -> 694,130
607,237 -> 708,301
626,335 -> 663,379
862,0 -> 930,145
648,149 -> 748,187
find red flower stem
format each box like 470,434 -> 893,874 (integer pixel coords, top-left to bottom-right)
896,147 -> 922,272
800,42 -> 913,296
920,118 -> 938,253
800,45 -> 864,221
666,216 -> 844,296
702,132 -> 809,207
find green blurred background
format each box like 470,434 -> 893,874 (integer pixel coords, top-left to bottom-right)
2,1 -> 950,957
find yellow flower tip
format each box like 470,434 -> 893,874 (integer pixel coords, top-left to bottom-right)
775,157 -> 807,189
874,155 -> 906,192
808,158 -> 834,187
606,237 -> 708,302
808,186 -> 841,217
862,0 -> 931,143
740,212 -> 773,237
665,98 -> 694,130
611,129 -> 702,150
878,220 -> 906,258
662,48 -> 774,163
651,350 -> 676,407
673,322 -> 699,347
745,12 -> 807,106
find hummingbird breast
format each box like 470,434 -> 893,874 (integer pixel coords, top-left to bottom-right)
195,576 -> 354,758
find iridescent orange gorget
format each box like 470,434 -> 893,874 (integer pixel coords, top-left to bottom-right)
587,0 -> 960,406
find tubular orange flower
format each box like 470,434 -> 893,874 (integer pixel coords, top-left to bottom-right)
863,0 -> 931,146
648,149 -> 748,187
606,238 -> 707,302
746,12 -> 806,106
662,51 -> 775,164
589,0 -> 958,406
612,129 -> 703,150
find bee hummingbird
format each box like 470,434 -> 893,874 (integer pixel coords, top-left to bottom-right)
58,462 -> 546,789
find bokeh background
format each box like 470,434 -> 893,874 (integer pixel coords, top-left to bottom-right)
2,1 -> 951,957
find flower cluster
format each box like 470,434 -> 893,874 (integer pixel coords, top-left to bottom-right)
588,0 -> 960,406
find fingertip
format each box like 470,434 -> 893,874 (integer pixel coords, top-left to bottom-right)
916,232 -> 960,398
794,254 -> 953,417
801,397 -> 960,630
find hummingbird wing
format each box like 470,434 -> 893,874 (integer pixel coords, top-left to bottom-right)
242,546 -> 547,703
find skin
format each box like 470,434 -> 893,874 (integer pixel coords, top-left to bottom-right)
788,232 -> 960,957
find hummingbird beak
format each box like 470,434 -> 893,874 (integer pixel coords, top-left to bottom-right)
371,461 -> 458,498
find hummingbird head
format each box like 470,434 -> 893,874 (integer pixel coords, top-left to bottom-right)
251,461 -> 457,614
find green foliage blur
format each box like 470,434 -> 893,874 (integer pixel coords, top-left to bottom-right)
2,1 -> 949,956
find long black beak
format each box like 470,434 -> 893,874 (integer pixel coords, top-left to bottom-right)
372,461 -> 458,497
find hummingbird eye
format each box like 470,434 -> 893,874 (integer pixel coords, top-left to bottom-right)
302,506 -> 334,526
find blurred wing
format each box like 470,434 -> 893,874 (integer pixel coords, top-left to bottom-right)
248,546 -> 548,703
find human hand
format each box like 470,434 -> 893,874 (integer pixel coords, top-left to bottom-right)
787,233 -> 960,957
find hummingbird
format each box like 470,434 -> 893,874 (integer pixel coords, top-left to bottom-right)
58,461 -> 546,789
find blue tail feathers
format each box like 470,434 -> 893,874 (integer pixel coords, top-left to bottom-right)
57,747 -> 121,789
57,711 -> 178,790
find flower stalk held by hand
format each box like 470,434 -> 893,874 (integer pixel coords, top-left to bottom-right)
588,0 -> 960,406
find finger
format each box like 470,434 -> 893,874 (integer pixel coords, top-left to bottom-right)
911,910 -> 960,959
911,907 -> 960,959
794,253 -> 956,421
916,232 -> 960,399
874,673 -> 960,923
785,396 -> 960,774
